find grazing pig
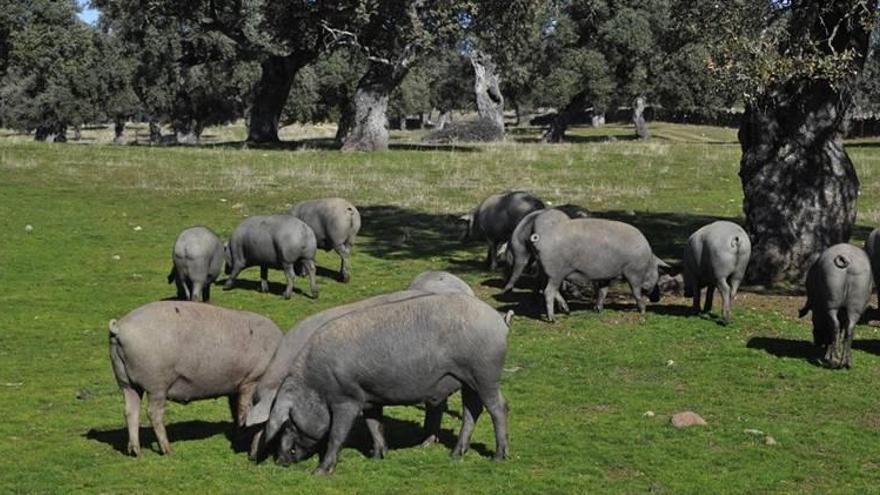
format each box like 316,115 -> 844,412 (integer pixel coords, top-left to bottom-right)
258,293 -> 510,474
503,206 -> 589,293
864,228 -> 880,306
167,226 -> 224,302
108,301 -> 282,456
289,198 -> 361,283
682,221 -> 751,323
224,215 -> 318,299
408,270 -> 474,296
531,218 -> 669,321
798,243 -> 873,369
461,191 -> 545,270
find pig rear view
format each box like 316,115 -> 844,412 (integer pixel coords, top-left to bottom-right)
682,221 -> 751,323
289,198 -> 361,283
167,226 -> 224,302
799,243 -> 872,369
109,301 -> 282,456
462,191 -> 545,271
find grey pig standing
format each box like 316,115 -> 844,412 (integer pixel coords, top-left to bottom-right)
167,226 -> 224,302
863,228 -> 880,307
108,301 -> 282,456
224,215 -> 318,299
682,221 -> 751,323
799,243 -> 873,369
531,218 -> 669,321
258,293 -> 510,475
289,198 -> 361,283
503,206 -> 589,293
461,191 -> 545,271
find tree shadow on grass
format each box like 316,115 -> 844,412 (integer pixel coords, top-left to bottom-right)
200,139 -> 480,153
746,337 -> 824,366
218,278 -> 317,299
85,420 -> 244,455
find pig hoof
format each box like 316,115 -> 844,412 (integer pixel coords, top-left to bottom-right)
312,465 -> 334,475
283,293 -> 292,300
371,447 -> 387,459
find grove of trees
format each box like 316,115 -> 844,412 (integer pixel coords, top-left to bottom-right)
1,0 -> 879,283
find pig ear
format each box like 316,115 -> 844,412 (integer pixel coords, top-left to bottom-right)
263,392 -> 293,444
290,387 -> 330,442
246,390 -> 276,427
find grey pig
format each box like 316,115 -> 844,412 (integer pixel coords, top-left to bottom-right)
167,226 -> 224,302
682,221 -> 751,323
289,198 -> 361,283
408,270 -> 474,296
461,191 -> 545,270
798,243 -> 873,369
503,206 -> 589,293
531,218 -> 669,321
224,215 -> 318,299
863,228 -> 880,306
108,301 -> 282,456
259,293 -> 511,474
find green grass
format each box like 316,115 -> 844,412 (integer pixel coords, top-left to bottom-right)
2,122 -> 880,493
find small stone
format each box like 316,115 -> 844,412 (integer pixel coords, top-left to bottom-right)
232,203 -> 244,209
220,198 -> 227,203
24,224 -> 33,233
666,360 -> 675,367
112,255 -> 121,261
76,389 -> 94,400
743,429 -> 764,436
643,411 -> 655,418
670,411 -> 707,428
133,225 -> 142,231
764,436 -> 777,446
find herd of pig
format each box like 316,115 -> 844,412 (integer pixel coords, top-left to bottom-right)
106,190 -> 879,474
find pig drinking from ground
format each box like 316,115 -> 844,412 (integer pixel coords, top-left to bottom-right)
108,301 -> 282,456
167,226 -> 224,302
224,215 -> 318,299
863,228 -> 880,306
461,191 -> 545,271
682,221 -> 751,323
503,206 -> 589,293
408,270 -> 475,296
257,293 -> 510,474
531,218 -> 668,321
289,198 -> 361,283
798,243 -> 873,369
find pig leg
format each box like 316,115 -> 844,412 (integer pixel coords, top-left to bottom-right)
314,402 -> 361,475
223,263 -> 243,290
451,387 -> 483,458
190,280 -> 204,302
543,276 -> 564,323
147,394 -> 172,455
282,264 -> 295,300
304,259 -> 319,299
334,243 -> 352,283
363,407 -> 388,459
486,242 -> 499,271
503,256 -> 529,293
235,383 -> 257,428
823,309 -> 843,368
248,428 -> 264,461
260,265 -> 270,293
122,387 -> 143,457
843,309 -> 858,369
480,389 -> 509,461
203,283 -> 211,303
421,400 -> 445,447
703,286 -> 715,313
717,278 -> 732,324
594,282 -> 609,312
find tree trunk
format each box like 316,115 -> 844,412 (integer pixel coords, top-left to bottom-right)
342,62 -> 405,152
34,122 -> 67,142
247,55 -> 304,143
542,91 -> 587,143
739,84 -> 859,283
592,113 -> 605,127
113,119 -> 126,145
174,119 -> 201,145
335,102 -> 355,145
73,125 -> 82,141
148,120 -> 161,145
633,96 -> 649,139
437,111 -> 450,130
469,51 -> 505,137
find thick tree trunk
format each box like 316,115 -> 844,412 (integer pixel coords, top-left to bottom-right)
342,63 -> 406,152
633,96 -> 649,139
148,120 -> 161,145
592,113 -> 605,127
34,122 -> 67,142
73,126 -> 82,141
174,119 -> 201,145
335,102 -> 355,145
542,91 -> 587,143
739,84 -> 859,283
469,51 -> 504,137
113,119 -> 126,145
247,55 -> 303,143
437,111 -> 450,130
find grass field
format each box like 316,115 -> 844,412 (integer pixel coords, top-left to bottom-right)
3,122 -> 880,494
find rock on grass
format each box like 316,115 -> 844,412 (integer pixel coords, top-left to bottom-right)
670,411 -> 707,428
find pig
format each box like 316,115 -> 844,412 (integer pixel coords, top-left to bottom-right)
863,228 -> 880,306
166,226 -> 224,302
408,270 -> 475,296
798,243 -> 873,369
224,215 -> 318,299
108,301 -> 283,456
503,206 -> 589,293
682,221 -> 751,323
289,198 -> 361,283
461,191 -> 545,271
258,293 -> 510,474
531,218 -> 669,321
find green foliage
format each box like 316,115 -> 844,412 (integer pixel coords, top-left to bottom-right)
284,50 -> 366,125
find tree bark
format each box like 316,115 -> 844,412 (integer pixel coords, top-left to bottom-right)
591,113 -> 605,127
247,55 -> 306,143
542,91 -> 587,142
148,120 -> 161,145
437,110 -> 450,130
739,84 -> 859,283
113,119 -> 126,145
34,122 -> 67,142
469,51 -> 504,137
341,62 -> 406,152
174,119 -> 201,145
633,96 -> 650,139
335,102 -> 355,145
